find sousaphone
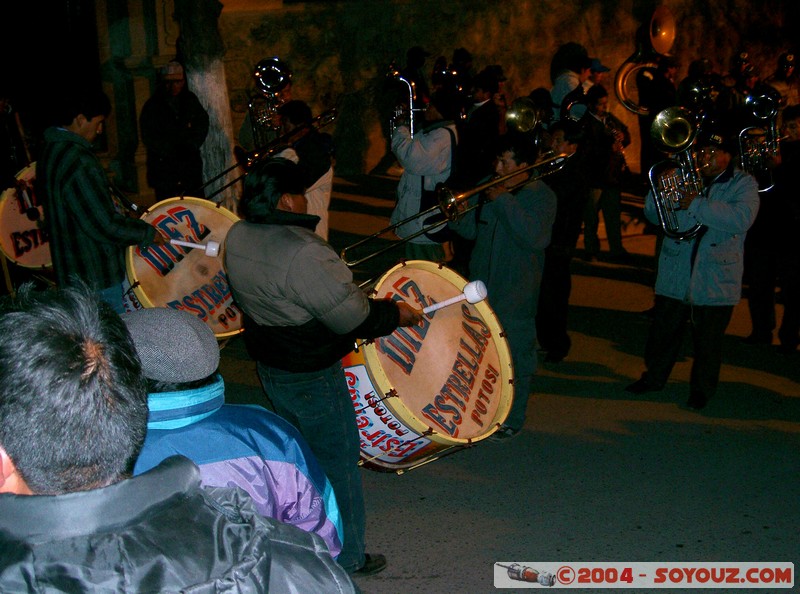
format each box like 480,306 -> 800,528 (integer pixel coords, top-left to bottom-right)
614,6 -> 676,115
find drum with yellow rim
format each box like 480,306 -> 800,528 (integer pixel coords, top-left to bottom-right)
342,260 -> 514,473
0,163 -> 50,269
125,196 -> 243,339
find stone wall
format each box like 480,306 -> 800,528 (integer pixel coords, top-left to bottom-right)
220,0 -> 797,176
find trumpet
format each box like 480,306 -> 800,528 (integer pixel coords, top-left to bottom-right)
340,151 -> 570,268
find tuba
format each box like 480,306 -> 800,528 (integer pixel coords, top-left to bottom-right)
505,97 -> 540,133
647,106 -> 705,240
506,97 -> 549,152
247,57 -> 293,149
615,6 -> 677,115
738,87 -> 782,192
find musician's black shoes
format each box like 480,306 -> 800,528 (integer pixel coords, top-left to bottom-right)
352,553 -> 387,577
684,393 -> 709,411
742,333 -> 772,346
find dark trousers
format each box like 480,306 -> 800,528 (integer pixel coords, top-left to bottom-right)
643,295 -> 734,402
536,246 -> 573,357
744,242 -> 778,340
257,361 -> 366,572
778,250 -> 800,350
584,186 -> 624,255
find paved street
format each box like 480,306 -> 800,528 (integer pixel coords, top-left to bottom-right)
220,174 -> 799,594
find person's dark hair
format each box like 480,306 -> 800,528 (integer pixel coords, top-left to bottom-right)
55,89 -> 112,127
497,131 -> 540,166
240,157 -> 305,223
549,118 -> 584,145
277,100 -> 313,127
550,42 -> 589,83
687,58 -> 713,80
429,87 -> 461,121
0,282 -> 148,495
452,47 -> 473,66
585,83 -> 609,108
528,87 -> 555,111
471,70 -> 499,95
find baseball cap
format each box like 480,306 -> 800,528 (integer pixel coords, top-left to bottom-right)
590,58 -> 610,73
697,128 -> 738,156
161,61 -> 185,81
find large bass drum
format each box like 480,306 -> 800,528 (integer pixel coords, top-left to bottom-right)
125,196 -> 243,339
0,163 -> 50,269
342,260 -> 513,473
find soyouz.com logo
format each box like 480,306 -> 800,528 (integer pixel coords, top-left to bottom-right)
493,562 -> 794,588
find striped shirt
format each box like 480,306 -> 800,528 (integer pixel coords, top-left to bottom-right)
38,127 -> 157,290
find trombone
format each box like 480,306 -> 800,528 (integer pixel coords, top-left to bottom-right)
340,151 -> 570,268
200,107 -> 337,202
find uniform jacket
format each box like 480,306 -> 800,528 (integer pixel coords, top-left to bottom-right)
0,456 -> 357,593
37,127 -> 158,289
390,121 -> 457,244
550,70 -> 583,121
224,211 -> 399,371
133,376 -> 344,558
450,179 -> 557,322
645,165 -> 759,306
458,101 -> 501,187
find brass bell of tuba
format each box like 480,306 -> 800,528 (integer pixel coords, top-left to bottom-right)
615,6 -> 677,115
247,57 -> 293,149
505,97 -> 541,133
647,106 -> 705,241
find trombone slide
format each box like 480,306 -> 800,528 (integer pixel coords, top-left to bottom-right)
340,152 -> 570,268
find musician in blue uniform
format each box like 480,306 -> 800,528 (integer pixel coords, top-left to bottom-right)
626,128 -> 759,410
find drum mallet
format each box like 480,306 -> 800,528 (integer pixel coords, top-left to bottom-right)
422,280 -> 488,315
169,238 -> 220,257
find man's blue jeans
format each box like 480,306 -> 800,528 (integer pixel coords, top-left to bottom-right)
257,360 -> 366,573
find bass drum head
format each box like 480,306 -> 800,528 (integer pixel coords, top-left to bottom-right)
0,163 -> 51,269
343,260 -> 513,472
126,196 -> 243,339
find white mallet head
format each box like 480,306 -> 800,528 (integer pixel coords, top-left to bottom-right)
170,239 -> 220,257
462,279 -> 488,304
422,280 -> 488,314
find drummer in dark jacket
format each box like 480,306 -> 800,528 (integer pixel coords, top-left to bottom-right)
224,157 -> 422,578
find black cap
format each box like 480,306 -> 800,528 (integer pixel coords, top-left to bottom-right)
590,58 -> 610,73
471,70 -> 499,94
697,127 -> 738,156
